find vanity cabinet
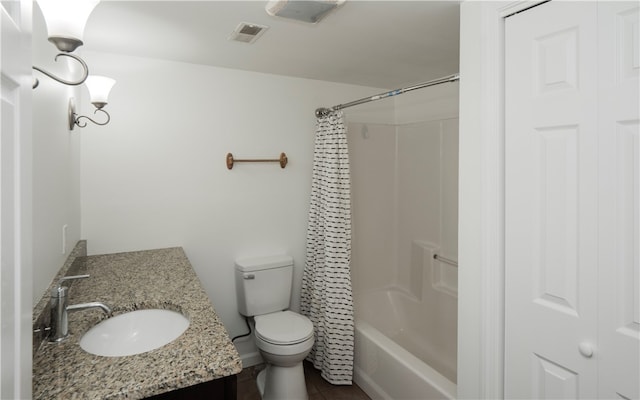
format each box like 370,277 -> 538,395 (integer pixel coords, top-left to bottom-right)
32,247 -> 242,400
146,375 -> 237,400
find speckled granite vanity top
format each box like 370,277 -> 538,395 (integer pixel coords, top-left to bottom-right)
32,247 -> 242,399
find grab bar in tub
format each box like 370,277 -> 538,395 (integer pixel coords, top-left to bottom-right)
433,254 -> 458,268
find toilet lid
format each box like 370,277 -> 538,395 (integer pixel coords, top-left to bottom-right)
254,311 -> 314,345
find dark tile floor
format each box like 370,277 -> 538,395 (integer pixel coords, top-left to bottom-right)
237,361 -> 372,400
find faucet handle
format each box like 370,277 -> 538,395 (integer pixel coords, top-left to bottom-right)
51,274 -> 90,297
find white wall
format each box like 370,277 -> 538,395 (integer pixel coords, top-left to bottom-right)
31,5 -> 82,304
79,50 -> 391,359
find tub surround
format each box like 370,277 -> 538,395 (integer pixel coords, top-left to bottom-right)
32,246 -> 242,399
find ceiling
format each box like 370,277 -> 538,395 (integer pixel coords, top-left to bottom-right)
82,1 -> 460,90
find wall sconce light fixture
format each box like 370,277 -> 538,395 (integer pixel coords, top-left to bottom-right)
69,75 -> 116,130
33,0 -> 100,89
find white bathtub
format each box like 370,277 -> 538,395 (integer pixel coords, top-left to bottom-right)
353,287 -> 457,400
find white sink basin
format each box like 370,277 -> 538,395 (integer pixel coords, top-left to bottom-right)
79,309 -> 189,357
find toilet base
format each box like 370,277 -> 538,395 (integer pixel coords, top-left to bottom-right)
257,362 -> 308,400
257,369 -> 266,397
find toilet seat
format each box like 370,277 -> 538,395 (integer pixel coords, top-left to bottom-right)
254,311 -> 314,345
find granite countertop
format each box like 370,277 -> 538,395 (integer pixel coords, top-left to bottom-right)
33,247 -> 242,399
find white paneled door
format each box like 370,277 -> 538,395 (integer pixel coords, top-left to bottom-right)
505,1 -> 639,399
1,0 -> 32,398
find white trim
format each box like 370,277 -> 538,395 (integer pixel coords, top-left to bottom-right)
458,1 -> 545,398
240,351 -> 263,368
1,0 -> 33,398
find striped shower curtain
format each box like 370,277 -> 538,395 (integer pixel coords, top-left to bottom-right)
300,110 -> 354,385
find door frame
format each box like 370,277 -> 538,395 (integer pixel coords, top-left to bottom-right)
1,0 -> 33,397
458,1 -> 546,398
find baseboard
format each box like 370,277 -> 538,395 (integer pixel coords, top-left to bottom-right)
353,366 -> 391,400
240,351 -> 263,368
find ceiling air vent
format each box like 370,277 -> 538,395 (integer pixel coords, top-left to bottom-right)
229,22 -> 269,44
266,0 -> 346,24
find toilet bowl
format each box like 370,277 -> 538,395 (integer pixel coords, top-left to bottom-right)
254,311 -> 314,399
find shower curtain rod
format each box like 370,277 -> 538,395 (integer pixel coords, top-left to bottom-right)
315,73 -> 460,118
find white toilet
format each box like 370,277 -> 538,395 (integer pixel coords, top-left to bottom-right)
235,255 -> 314,400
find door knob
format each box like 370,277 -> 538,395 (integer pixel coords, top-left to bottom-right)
578,342 -> 594,358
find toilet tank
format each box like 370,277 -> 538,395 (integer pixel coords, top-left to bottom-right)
235,255 -> 294,317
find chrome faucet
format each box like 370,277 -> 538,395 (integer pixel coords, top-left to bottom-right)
49,274 -> 112,342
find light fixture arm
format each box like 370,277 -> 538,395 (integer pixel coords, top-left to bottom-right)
74,108 -> 111,128
32,53 -> 89,89
68,98 -> 111,130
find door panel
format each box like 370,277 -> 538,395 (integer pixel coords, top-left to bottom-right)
532,354 -> 579,399
597,3 -> 640,399
505,2 -> 598,398
506,1 -> 640,398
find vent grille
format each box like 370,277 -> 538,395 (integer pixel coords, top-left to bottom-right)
229,22 -> 269,44
265,0 -> 346,24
